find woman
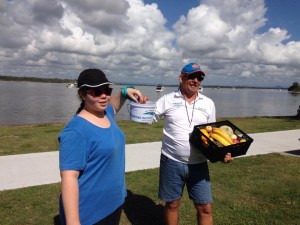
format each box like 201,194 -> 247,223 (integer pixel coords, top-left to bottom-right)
59,68 -> 147,225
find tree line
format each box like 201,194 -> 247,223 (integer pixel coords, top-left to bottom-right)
288,82 -> 300,92
0,75 -> 70,83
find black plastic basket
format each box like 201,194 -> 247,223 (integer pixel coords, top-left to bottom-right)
189,120 -> 254,163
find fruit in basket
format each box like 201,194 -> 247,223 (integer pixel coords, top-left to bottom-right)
219,125 -> 234,136
201,135 -> 208,145
205,125 -> 213,133
200,129 -> 210,137
210,133 -> 231,146
212,128 -> 233,144
231,134 -> 238,141
233,139 -> 240,144
230,134 -> 239,144
214,140 -> 223,147
199,124 -> 247,147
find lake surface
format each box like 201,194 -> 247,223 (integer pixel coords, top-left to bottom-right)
0,81 -> 299,125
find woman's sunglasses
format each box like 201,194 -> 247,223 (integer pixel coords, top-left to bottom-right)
184,73 -> 204,82
86,87 -> 113,97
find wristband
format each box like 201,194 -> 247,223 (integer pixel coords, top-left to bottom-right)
121,85 -> 135,101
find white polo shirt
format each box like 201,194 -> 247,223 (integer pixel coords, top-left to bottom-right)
153,90 -> 216,164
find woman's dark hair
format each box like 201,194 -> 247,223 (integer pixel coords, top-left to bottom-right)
76,87 -> 89,114
76,101 -> 85,115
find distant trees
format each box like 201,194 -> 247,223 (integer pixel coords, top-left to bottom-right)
288,82 -> 299,92
0,75 -> 69,83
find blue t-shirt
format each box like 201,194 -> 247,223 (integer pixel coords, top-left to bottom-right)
59,105 -> 126,225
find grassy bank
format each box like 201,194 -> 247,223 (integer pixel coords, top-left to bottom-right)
0,116 -> 299,156
0,117 -> 299,224
0,154 -> 299,225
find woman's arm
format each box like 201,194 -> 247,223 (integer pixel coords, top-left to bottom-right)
110,91 -> 126,114
60,170 -> 81,225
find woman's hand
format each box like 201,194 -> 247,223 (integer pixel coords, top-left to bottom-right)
127,88 -> 149,103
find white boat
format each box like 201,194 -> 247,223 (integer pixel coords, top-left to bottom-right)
66,81 -> 77,88
198,86 -> 204,93
156,84 -> 164,92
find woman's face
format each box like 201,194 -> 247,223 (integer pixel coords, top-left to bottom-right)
80,86 -> 112,113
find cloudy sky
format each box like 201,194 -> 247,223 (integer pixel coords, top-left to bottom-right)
0,0 -> 299,87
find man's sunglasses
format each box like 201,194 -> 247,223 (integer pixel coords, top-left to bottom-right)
184,73 -> 204,82
86,87 -> 113,97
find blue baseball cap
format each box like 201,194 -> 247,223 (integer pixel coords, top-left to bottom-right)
181,63 -> 206,76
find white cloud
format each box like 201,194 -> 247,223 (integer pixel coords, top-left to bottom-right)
173,0 -> 300,86
0,0 -> 299,87
174,5 -> 229,53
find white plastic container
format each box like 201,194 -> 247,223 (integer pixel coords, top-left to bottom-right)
129,101 -> 155,123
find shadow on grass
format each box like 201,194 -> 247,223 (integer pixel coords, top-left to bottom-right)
123,190 -> 164,225
53,190 -> 164,225
284,149 -> 300,156
53,215 -> 61,225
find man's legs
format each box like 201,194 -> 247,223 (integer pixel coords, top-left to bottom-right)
194,203 -> 213,225
159,155 -> 185,225
187,162 -> 213,225
164,200 -> 181,225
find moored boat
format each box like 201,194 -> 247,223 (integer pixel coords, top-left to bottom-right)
66,81 -> 77,88
156,84 -> 164,92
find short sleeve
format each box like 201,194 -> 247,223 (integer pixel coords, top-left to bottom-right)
59,128 -> 87,171
152,96 -> 166,123
208,100 -> 216,123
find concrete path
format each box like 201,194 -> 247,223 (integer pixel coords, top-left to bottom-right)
0,130 -> 299,191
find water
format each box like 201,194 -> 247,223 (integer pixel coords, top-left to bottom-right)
0,81 -> 299,125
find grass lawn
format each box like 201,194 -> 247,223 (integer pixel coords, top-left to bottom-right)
0,154 -> 299,225
0,116 -> 299,156
0,116 -> 299,224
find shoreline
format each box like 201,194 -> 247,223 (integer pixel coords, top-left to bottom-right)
0,77 -> 289,89
0,115 -> 299,127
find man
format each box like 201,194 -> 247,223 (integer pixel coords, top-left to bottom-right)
152,63 -> 233,225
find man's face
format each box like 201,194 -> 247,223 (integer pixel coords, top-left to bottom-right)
179,73 -> 202,95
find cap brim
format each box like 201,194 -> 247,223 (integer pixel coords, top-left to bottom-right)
188,70 -> 205,76
78,82 -> 114,88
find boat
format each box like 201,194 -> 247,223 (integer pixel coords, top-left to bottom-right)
198,86 -> 204,93
66,81 -> 77,88
156,84 -> 164,92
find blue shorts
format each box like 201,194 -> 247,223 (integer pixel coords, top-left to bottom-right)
158,154 -> 212,204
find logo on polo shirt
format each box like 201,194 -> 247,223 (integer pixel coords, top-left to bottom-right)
172,102 -> 182,108
196,107 -> 207,113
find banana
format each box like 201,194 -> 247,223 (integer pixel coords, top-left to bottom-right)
200,129 -> 210,144
200,128 -> 210,137
212,128 -> 234,144
210,133 -> 231,146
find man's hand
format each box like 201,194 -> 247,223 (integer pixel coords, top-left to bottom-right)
222,153 -> 233,163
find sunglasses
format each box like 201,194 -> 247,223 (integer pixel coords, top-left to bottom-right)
184,73 -> 204,82
86,87 -> 113,97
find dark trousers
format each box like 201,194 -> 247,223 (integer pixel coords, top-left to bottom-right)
94,206 -> 123,225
